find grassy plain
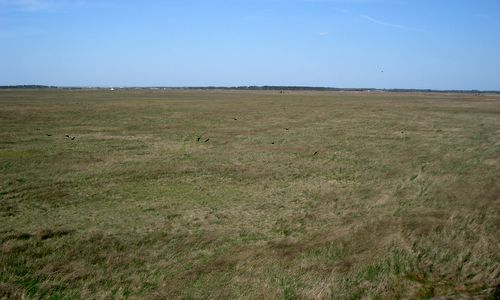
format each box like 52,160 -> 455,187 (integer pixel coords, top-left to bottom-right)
0,89 -> 499,299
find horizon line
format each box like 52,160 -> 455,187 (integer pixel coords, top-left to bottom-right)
1,85 -> 499,93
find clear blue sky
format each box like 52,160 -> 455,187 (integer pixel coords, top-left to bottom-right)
1,0 -> 500,90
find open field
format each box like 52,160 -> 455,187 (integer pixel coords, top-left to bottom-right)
0,89 -> 499,299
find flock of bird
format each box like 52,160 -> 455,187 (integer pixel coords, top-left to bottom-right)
45,118 -> 412,157
194,118 -> 320,156
44,118 -> 328,156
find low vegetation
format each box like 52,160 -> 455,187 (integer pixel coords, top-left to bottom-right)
1,89 -> 499,299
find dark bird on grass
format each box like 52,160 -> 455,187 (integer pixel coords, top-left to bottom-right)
234,118 -> 238,120
71,137 -> 76,140
197,137 -> 201,142
284,128 -> 289,130
46,134 -> 52,136
204,138 -> 210,142
65,135 -> 70,138
313,151 -> 318,155
271,142 -> 275,144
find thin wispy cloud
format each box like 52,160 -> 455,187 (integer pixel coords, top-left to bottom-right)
334,8 -> 350,14
318,31 -> 329,36
243,9 -> 272,21
360,14 -> 406,29
0,0 -> 52,11
0,0 -> 88,12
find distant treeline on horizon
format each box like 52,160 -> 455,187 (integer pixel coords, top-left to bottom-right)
1,85 -> 498,94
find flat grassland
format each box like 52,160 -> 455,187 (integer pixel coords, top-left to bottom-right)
1,89 -> 499,299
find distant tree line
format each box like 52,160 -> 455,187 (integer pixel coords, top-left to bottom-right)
1,85 -> 498,94
189,86 -> 498,94
0,85 -> 58,89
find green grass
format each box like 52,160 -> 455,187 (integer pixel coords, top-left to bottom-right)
1,89 -> 499,299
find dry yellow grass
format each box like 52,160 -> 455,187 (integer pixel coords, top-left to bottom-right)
0,89 -> 499,299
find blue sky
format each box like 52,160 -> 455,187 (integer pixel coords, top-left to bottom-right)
1,0 -> 499,90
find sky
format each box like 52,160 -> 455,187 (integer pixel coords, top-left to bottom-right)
1,0 -> 500,90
